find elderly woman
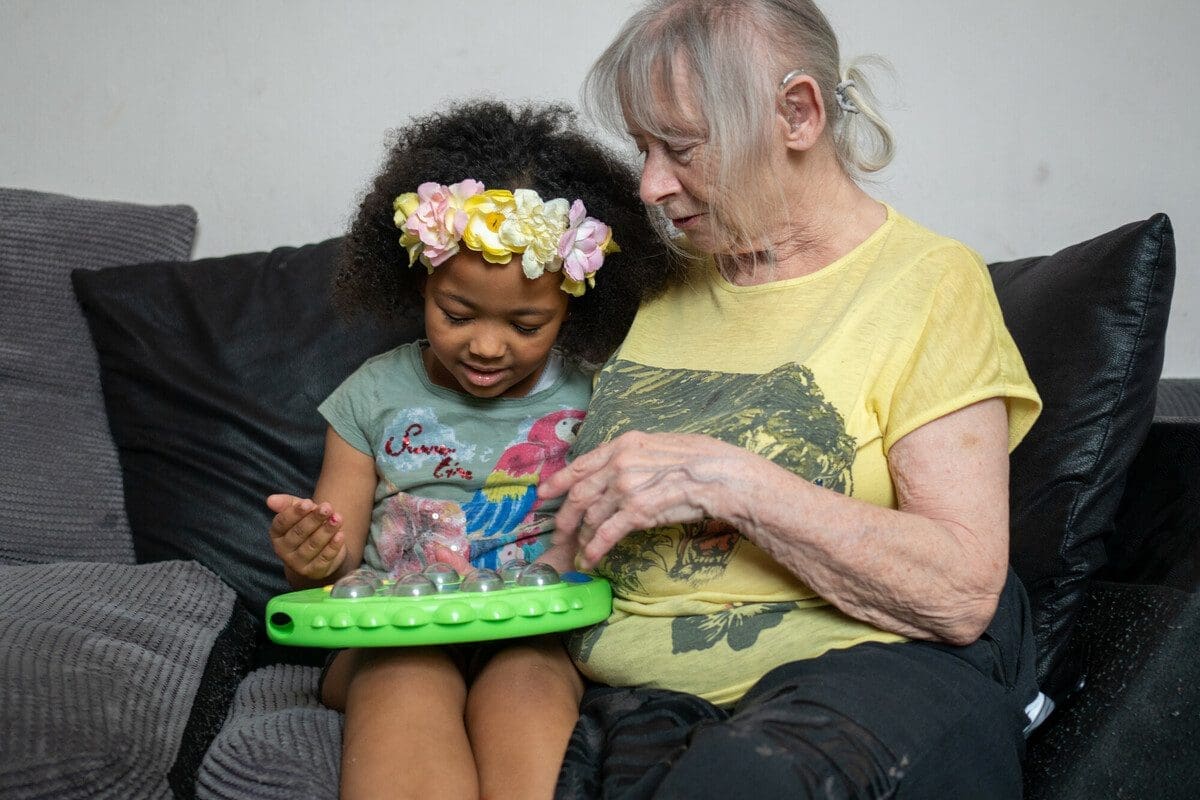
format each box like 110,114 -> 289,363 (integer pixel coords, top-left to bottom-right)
540,1 -> 1044,797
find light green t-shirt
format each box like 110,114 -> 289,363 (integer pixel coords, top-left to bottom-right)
319,341 -> 592,574
568,206 -> 1042,706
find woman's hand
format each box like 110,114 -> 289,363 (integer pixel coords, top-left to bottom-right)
539,400 -> 1012,645
267,494 -> 348,583
539,431 -> 751,568
533,541 -> 579,574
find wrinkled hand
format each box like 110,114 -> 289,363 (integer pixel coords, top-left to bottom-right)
267,494 -> 347,582
538,431 -> 748,569
534,542 -> 579,574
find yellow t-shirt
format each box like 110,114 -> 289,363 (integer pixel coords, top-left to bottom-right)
567,206 -> 1042,707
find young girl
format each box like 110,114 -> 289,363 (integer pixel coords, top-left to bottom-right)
266,101 -> 673,800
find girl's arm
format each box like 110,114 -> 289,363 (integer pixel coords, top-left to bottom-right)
542,398 -> 1010,646
268,426 -> 377,589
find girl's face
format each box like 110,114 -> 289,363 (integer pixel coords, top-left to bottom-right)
421,249 -> 569,399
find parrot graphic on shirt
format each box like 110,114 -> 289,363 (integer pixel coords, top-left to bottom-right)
461,408 -> 585,537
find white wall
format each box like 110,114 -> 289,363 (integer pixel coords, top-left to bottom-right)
3,0 -> 1197,376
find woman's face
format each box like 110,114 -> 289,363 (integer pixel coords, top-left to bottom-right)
626,78 -> 723,252
631,125 -> 718,247
626,63 -> 785,257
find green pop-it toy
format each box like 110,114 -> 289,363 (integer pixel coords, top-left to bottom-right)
266,562 -> 612,648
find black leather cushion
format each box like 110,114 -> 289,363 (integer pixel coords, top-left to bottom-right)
988,214 -> 1175,701
71,239 -> 415,621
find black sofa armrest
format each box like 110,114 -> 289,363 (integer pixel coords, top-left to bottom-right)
1102,383 -> 1200,591
1023,582 -> 1200,798
1024,382 -> 1200,798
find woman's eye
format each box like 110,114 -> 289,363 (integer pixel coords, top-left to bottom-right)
669,144 -> 698,164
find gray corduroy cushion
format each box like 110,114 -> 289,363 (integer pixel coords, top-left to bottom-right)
1156,378 -> 1200,419
0,187 -> 197,565
0,559 -> 236,799
197,665 -> 342,800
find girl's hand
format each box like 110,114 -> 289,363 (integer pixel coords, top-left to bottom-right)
267,494 -> 348,582
538,431 -> 749,569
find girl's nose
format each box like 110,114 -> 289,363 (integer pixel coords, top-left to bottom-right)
469,327 -> 506,359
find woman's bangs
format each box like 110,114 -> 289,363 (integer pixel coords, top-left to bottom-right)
608,28 -> 702,141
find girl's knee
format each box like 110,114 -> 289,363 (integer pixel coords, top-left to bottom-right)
324,646 -> 460,710
486,640 -> 581,692
467,640 -> 582,719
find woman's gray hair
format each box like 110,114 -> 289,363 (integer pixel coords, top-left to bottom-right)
584,0 -> 894,252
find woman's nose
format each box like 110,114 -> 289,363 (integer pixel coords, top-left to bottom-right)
639,148 -> 679,206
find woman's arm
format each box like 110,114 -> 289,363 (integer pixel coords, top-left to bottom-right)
541,398 -> 1010,645
267,426 -> 377,589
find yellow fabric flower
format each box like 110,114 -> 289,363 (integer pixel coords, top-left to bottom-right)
462,190 -> 517,264
498,189 -> 570,279
393,193 -> 423,268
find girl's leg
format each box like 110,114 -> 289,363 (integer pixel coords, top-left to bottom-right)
465,636 -> 585,800
322,647 -> 477,800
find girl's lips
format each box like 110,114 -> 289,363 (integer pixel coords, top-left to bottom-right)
461,364 -> 506,387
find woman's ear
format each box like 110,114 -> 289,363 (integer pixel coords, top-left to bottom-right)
777,72 -> 826,151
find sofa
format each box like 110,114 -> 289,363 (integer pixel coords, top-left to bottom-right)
1,185 -> 1197,799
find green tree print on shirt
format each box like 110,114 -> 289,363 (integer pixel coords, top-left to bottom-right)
571,358 -> 856,657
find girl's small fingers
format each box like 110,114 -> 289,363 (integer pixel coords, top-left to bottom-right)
268,497 -> 318,538
283,510 -> 332,551
313,532 -> 344,567
296,522 -> 337,562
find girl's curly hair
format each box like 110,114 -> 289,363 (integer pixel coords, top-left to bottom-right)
336,100 -> 681,364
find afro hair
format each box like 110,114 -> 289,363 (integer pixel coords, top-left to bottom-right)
336,99 -> 683,364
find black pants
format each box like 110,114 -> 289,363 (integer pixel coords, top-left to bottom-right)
555,570 -> 1038,800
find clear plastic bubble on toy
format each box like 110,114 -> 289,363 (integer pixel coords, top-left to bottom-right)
331,570 -> 380,599
517,562 -> 562,587
460,568 -> 504,593
499,559 -> 529,584
389,573 -> 439,597
421,563 -> 461,592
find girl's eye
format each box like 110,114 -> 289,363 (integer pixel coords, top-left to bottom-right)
442,311 -> 470,325
513,324 -> 541,335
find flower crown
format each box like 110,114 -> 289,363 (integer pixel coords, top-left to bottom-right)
393,180 -> 618,296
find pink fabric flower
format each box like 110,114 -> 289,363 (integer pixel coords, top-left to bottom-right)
405,180 -> 484,267
557,199 -> 611,282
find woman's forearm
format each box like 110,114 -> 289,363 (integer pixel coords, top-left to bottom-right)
721,399 -> 1012,645
726,459 -> 1005,644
